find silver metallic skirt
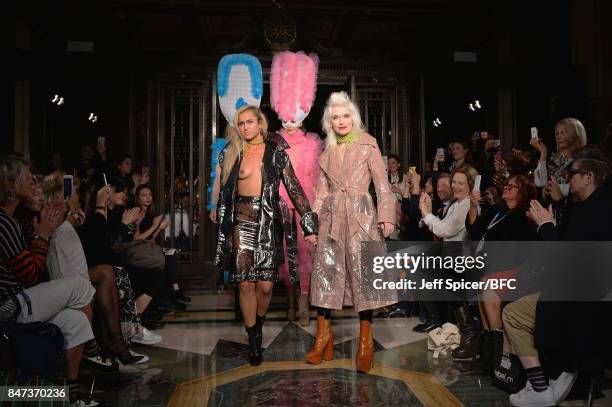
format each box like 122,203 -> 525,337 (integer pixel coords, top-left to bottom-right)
231,196 -> 277,282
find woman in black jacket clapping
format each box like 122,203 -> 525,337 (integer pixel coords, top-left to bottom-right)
466,174 -> 537,375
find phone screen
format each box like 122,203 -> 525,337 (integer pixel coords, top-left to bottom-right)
63,176 -> 73,199
473,175 -> 482,192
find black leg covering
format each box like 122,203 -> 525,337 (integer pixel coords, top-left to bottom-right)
359,310 -> 373,323
317,307 -> 331,319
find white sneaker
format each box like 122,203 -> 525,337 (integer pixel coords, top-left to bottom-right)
509,384 -> 554,407
130,328 -> 162,345
129,349 -> 150,364
550,371 -> 577,404
81,353 -> 117,372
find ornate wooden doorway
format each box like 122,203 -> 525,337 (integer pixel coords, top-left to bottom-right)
154,80 -> 215,264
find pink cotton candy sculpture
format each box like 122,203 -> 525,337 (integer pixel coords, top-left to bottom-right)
270,51 -> 319,126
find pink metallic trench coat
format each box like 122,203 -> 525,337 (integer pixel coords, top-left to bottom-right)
310,131 -> 398,312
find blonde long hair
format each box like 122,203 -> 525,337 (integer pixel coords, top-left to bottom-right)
221,105 -> 269,186
41,171 -> 63,204
321,91 -> 365,148
555,117 -> 587,156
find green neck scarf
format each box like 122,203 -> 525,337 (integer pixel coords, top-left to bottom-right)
336,129 -> 358,145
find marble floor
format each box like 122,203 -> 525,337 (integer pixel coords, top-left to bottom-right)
77,292 -> 612,407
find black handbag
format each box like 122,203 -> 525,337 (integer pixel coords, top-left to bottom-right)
0,321 -> 65,380
492,350 -> 527,394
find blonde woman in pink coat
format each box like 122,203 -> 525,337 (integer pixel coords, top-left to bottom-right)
305,91 -> 397,373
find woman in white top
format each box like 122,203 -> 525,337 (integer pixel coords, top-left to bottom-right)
419,164 -> 477,241
418,164 -> 481,360
530,117 -> 587,199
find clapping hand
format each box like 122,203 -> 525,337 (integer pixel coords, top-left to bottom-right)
152,214 -> 163,226
122,207 -> 142,225
159,218 -> 170,230
526,200 -> 555,226
35,202 -> 66,238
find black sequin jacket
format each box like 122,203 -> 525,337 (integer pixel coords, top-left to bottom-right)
214,133 -> 318,271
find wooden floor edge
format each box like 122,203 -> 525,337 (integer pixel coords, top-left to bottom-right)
167,359 -> 463,407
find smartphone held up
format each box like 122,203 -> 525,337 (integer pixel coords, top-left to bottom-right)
63,175 -> 73,200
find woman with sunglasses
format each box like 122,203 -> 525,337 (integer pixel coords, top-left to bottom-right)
466,174 -> 538,375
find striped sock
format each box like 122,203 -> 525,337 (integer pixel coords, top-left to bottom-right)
525,367 -> 549,392
68,380 -> 79,402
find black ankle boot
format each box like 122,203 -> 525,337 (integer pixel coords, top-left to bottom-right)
255,315 -> 265,360
477,331 -> 493,375
452,304 -> 480,360
245,325 -> 263,366
255,314 -> 266,338
489,330 -> 504,374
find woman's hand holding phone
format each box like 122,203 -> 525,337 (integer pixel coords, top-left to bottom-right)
530,137 -> 548,161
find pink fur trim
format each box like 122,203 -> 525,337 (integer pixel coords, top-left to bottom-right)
270,51 -> 318,122
278,129 -> 324,208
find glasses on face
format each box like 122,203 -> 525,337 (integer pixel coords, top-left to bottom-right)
567,167 -> 590,178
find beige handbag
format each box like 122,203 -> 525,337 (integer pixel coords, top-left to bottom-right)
427,322 -> 460,358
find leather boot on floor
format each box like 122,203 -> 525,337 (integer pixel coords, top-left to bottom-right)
305,316 -> 334,364
452,304 -> 480,360
477,331 -> 504,376
489,330 -> 504,374
255,314 -> 266,342
245,324 -> 263,366
356,320 -> 374,373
